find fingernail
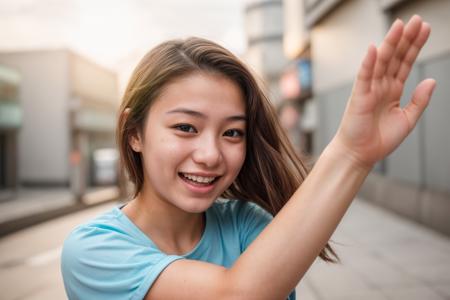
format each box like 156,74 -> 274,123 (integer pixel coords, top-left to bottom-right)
429,79 -> 437,96
395,18 -> 404,25
412,14 -> 421,21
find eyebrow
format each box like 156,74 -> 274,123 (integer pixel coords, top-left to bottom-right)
166,108 -> 246,122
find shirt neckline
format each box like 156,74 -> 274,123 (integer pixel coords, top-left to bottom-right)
113,204 -> 214,257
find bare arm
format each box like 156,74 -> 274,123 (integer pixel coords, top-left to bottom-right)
146,15 -> 435,300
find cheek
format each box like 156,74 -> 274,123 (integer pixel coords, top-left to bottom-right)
148,131 -> 182,154
227,143 -> 246,172
145,135 -> 193,170
160,136 -> 193,159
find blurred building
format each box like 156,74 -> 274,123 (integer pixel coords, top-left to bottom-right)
0,64 -> 21,194
244,0 -> 316,155
280,0 -> 450,235
0,50 -> 120,200
244,0 -> 287,105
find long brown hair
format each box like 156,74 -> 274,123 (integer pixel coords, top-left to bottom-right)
117,37 -> 338,263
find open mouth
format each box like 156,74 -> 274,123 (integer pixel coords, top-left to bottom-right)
178,173 -> 220,186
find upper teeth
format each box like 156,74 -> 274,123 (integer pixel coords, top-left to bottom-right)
183,173 -> 215,183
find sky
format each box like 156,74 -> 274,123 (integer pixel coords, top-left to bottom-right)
0,0 -> 247,86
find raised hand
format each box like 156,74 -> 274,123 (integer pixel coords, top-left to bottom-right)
331,15 -> 436,170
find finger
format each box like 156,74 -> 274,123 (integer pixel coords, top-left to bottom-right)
396,22 -> 431,83
403,78 -> 436,131
373,19 -> 404,80
354,44 -> 377,94
387,15 -> 423,77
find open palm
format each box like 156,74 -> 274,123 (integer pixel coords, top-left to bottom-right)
333,15 -> 436,169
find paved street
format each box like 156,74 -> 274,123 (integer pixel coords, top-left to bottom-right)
0,201 -> 119,300
298,200 -> 450,300
0,198 -> 449,300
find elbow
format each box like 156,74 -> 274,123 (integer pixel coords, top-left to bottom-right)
219,270 -> 250,300
220,270 -> 281,300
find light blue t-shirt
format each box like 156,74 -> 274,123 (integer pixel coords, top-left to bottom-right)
61,199 -> 296,300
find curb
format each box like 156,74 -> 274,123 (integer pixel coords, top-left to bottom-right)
0,197 -> 118,238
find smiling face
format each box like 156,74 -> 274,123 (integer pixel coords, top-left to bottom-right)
130,72 -> 247,213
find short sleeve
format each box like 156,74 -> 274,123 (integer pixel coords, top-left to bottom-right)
234,201 -> 296,300
61,224 -> 183,300
235,201 -> 273,251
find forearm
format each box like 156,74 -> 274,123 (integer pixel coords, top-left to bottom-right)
226,141 -> 372,300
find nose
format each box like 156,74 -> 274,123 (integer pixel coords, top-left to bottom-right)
192,134 -> 223,168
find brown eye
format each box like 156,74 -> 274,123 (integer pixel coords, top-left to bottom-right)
175,124 -> 197,133
224,129 -> 244,137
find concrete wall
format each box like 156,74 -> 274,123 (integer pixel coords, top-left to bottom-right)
69,52 -> 119,107
0,51 -> 70,185
309,0 -> 450,235
422,55 -> 450,195
310,0 -> 387,93
391,0 -> 450,61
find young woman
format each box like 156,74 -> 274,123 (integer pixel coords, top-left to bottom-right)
61,15 -> 434,300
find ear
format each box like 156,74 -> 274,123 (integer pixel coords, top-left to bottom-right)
123,107 -> 143,153
129,133 -> 143,153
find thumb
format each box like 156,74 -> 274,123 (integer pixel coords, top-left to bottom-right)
403,78 -> 436,130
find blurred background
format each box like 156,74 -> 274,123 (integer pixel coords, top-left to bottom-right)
0,0 -> 449,299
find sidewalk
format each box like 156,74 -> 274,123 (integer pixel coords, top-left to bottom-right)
0,187 -> 119,237
0,195 -> 449,299
297,199 -> 450,300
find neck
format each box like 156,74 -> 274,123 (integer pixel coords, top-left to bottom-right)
122,190 -> 205,255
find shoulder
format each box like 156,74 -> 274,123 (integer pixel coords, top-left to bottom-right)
62,206 -> 141,260
61,205 -> 182,300
210,199 -> 273,223
211,198 -> 272,217
210,199 -> 273,251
